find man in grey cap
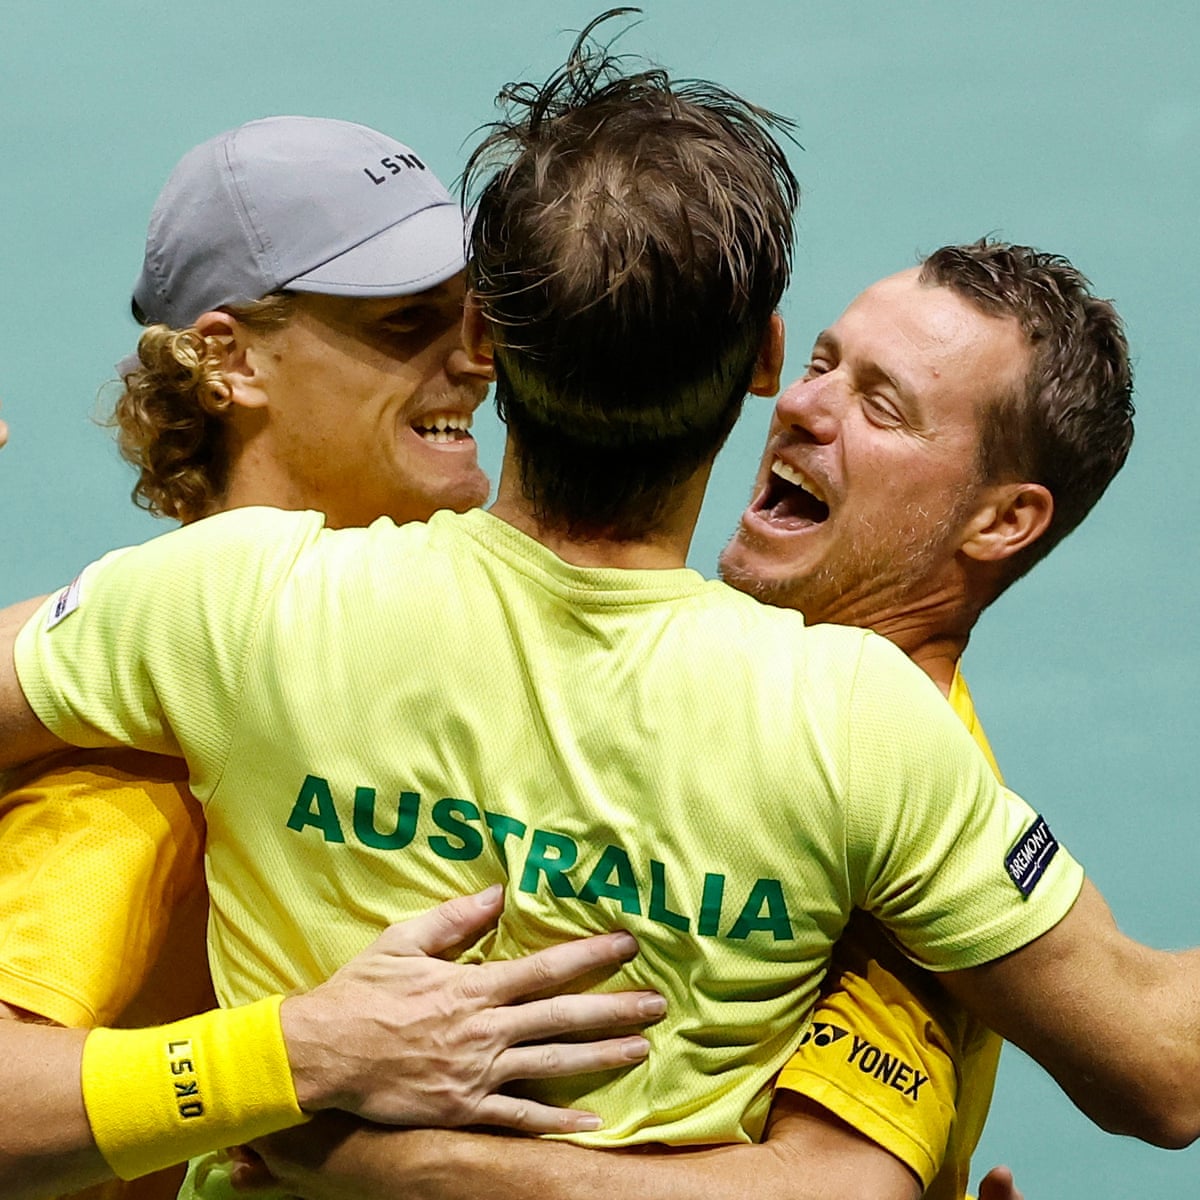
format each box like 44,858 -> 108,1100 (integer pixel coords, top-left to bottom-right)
120,113 -> 492,529
0,115 -> 661,1200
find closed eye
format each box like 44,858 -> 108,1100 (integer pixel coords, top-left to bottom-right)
379,307 -> 436,334
863,394 -> 904,427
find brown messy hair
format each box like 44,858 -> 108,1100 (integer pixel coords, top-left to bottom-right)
110,293 -> 296,522
465,8 -> 799,538
920,238 -> 1134,593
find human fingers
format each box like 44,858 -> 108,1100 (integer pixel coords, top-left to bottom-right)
495,987 -> 666,1045
497,1031 -> 652,1086
226,1144 -> 277,1192
370,886 -> 505,958
473,929 -> 642,1004
978,1165 -> 1023,1200
471,1092 -> 610,1134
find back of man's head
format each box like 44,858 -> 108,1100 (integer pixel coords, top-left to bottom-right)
921,238 -> 1134,590
466,12 -> 798,538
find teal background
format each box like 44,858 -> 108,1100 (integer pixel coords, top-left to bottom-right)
2,2 -> 1197,1194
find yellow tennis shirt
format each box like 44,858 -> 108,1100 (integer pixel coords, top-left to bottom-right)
0,749 -> 214,1200
777,669 -> 1005,1197
15,507 -> 1083,1174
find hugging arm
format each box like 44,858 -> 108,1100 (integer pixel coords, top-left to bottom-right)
248,1089 -> 921,1200
0,891 -> 663,1198
943,879 -> 1200,1148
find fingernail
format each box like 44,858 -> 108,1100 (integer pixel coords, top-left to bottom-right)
575,1115 -> 603,1131
623,1036 -> 651,1060
611,931 -> 638,956
477,884 -> 504,906
639,994 -> 667,1017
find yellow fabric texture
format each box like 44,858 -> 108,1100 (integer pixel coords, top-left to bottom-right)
776,667 -> 1007,1199
15,506 -> 1084,1195
81,995 -> 305,1180
0,749 -> 215,1200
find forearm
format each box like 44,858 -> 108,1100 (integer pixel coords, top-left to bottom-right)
944,879 -> 1200,1147
0,1018 -> 111,1200
258,1093 -> 920,1200
0,890 -> 659,1199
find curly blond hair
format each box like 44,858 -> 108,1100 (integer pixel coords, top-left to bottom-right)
111,293 -> 296,522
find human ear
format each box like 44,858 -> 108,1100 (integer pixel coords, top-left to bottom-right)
461,292 -> 495,372
750,313 -> 785,397
960,483 -> 1054,563
192,310 -> 269,410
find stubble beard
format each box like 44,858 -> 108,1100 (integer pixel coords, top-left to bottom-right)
719,496 -> 972,630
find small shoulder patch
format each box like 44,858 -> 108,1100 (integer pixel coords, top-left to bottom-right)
45,576 -> 82,630
1005,815 -> 1059,898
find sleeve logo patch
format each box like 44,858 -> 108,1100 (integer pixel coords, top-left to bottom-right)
1005,815 -> 1059,898
796,1022 -> 929,1100
45,576 -> 82,630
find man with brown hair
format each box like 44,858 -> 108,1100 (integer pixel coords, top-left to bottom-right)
0,113 -> 664,1200
248,241 -> 1130,1200
724,239 -> 1135,1200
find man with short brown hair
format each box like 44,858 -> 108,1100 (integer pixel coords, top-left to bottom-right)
0,113 -> 659,1200
248,240 -> 1131,1200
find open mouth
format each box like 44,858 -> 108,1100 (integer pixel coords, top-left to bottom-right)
412,412 -> 474,444
756,459 -> 831,529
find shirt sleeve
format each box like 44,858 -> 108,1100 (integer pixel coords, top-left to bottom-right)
0,750 -> 205,1027
775,915 -> 962,1188
843,633 -> 1085,971
13,507 -> 323,803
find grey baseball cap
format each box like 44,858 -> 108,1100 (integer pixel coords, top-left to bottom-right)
132,115 -> 467,328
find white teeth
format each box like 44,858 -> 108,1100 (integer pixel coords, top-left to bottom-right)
770,458 -> 825,502
416,412 -> 474,442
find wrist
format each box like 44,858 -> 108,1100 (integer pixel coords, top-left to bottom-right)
279,990 -> 339,1113
82,996 -> 307,1180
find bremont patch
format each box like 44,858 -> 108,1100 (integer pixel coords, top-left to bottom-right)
45,576 -> 82,630
1005,814 -> 1059,897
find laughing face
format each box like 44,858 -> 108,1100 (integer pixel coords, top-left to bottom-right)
241,273 -> 491,528
719,268 -> 1032,627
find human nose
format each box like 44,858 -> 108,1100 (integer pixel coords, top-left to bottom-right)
774,375 -> 839,444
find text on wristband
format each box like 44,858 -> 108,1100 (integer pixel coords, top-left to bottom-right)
167,1038 -> 205,1120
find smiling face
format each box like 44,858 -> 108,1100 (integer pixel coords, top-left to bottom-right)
719,268 -> 1033,627
231,273 -> 491,528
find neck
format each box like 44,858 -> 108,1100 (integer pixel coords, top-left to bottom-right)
216,415 -> 298,514
487,443 -> 709,570
821,573 -> 985,698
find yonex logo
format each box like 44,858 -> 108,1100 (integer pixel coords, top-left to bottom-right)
797,1021 -> 850,1049
797,1022 -> 929,1100
846,1034 -> 929,1099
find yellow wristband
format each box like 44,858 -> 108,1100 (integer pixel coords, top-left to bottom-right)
81,995 -> 308,1180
